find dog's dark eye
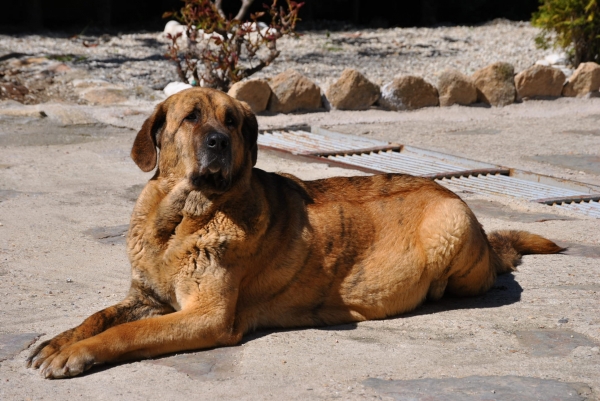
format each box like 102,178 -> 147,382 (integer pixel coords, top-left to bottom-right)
225,116 -> 236,126
184,111 -> 199,123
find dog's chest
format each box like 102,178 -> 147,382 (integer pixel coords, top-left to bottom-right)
147,216 -> 248,303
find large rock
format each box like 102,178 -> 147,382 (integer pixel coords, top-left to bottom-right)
325,69 -> 380,110
378,76 -> 439,111
228,79 -> 272,113
71,79 -> 163,105
267,69 -> 322,113
472,62 -> 516,106
72,79 -> 129,105
437,69 -> 477,107
562,62 -> 600,97
515,65 -> 565,99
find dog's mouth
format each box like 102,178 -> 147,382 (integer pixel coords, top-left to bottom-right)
205,169 -> 230,192
191,162 -> 231,193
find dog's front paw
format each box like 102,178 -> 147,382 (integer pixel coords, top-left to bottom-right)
38,342 -> 96,379
27,327 -> 80,369
27,339 -> 57,370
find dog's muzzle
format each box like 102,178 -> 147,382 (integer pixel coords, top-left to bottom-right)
193,131 -> 232,193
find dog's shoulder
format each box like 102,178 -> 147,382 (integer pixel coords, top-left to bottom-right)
302,173 -> 449,203
252,168 -> 314,204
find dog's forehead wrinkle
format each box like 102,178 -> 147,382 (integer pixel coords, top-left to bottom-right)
223,105 -> 235,116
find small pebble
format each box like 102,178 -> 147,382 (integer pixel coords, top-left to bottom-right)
66,278 -> 73,283
558,317 -> 569,324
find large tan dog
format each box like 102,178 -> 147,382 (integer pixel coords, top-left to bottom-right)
28,88 -> 563,378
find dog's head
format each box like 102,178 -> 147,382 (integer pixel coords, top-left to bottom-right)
131,88 -> 258,194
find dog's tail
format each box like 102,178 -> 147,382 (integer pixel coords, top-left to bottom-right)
487,230 -> 565,275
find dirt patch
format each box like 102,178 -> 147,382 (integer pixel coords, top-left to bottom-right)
516,330 -> 599,357
0,333 -> 42,362
0,118 -> 132,147
84,225 -> 129,245
146,346 -> 242,381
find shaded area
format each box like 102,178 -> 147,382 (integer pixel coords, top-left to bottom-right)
146,346 -> 241,381
406,273 -> 523,318
364,375 -> 593,401
120,184 -> 145,203
243,273 -> 522,341
0,189 -> 21,202
246,274 -> 522,343
1,0 -> 541,31
465,199 -> 573,223
516,329 -> 599,357
527,154 -> 600,175
0,333 -> 42,362
84,224 -> 129,245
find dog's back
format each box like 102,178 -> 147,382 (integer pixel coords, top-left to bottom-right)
235,171 -> 563,331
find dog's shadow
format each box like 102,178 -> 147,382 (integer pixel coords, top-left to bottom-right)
403,272 -> 523,318
245,272 -> 522,339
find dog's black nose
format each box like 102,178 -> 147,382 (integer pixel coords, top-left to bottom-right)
206,132 -> 229,152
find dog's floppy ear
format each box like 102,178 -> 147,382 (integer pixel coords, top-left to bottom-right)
239,101 -> 259,166
131,102 -> 167,172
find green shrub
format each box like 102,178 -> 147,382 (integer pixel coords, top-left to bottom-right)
532,0 -> 600,66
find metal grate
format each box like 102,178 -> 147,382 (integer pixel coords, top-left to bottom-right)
258,128 -> 600,218
328,151 -> 465,176
554,201 -> 600,219
258,129 -> 393,155
437,174 -> 584,201
327,151 -> 509,179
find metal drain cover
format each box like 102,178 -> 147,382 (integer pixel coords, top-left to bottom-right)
258,127 -> 600,218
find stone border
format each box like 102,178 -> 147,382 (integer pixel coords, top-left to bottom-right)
227,62 -> 600,114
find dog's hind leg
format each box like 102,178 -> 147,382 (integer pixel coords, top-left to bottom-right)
419,197 -> 495,299
446,228 -> 563,297
427,279 -> 448,301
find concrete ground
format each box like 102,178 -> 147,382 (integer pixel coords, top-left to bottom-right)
0,97 -> 599,400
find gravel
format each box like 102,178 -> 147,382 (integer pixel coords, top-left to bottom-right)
0,19 -> 555,104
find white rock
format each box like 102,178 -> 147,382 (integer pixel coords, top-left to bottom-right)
162,21 -> 222,45
379,82 -> 405,110
535,52 -> 572,78
545,52 -> 568,65
164,82 -> 192,97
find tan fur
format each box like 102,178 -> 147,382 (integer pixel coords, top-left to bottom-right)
27,88 -> 565,379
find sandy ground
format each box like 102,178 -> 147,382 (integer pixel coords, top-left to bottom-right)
0,97 -> 599,400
